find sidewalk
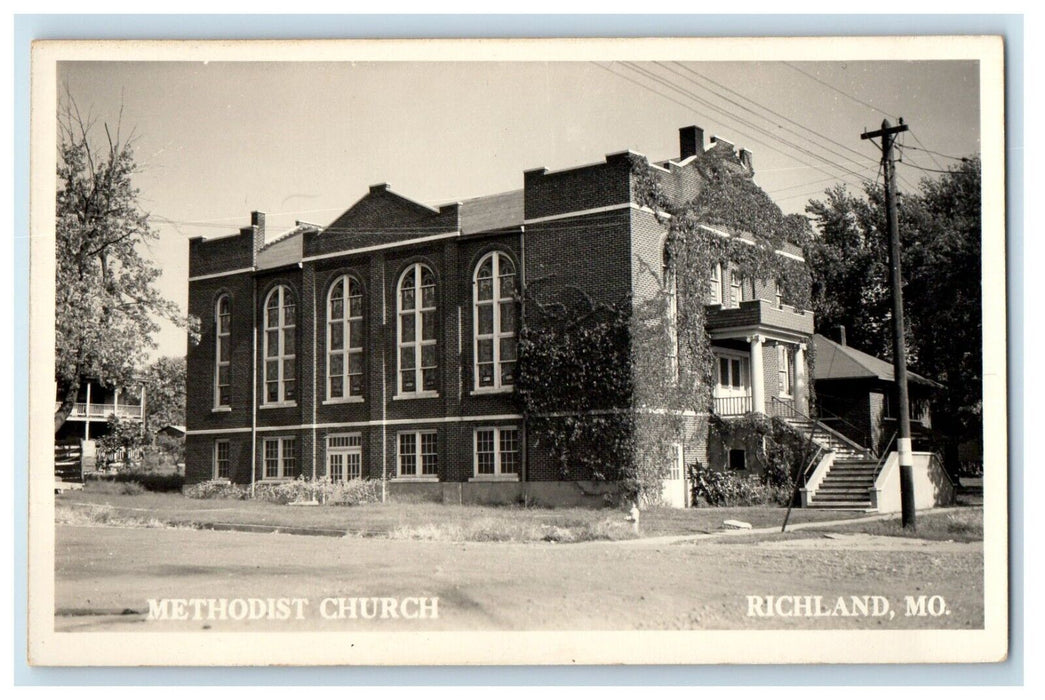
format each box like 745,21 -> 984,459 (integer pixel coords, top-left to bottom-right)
615,507 -> 968,547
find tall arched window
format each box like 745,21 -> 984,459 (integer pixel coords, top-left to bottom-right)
214,294 -> 231,407
327,275 -> 364,400
397,264 -> 437,394
473,252 -> 516,390
263,285 -> 296,404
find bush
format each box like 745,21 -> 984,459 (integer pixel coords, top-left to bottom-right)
252,477 -> 380,506
84,479 -> 145,496
86,470 -> 184,493
183,477 -> 380,506
690,464 -> 792,507
183,480 -> 248,500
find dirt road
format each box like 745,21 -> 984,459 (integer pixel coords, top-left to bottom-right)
54,524 -> 983,632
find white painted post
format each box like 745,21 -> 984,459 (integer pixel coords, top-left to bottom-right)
748,334 -> 765,414
795,342 -> 808,414
84,382 -> 91,440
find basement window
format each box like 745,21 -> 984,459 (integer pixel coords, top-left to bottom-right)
728,449 -> 747,471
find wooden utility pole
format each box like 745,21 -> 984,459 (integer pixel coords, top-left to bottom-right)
862,117 -> 916,529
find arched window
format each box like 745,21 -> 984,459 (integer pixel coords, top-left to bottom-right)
327,275 -> 364,399
474,252 -> 517,390
214,294 -> 231,407
263,285 -> 296,404
397,264 -> 437,394
663,248 -> 679,380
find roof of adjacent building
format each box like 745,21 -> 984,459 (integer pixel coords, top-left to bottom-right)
813,334 -> 941,388
458,189 -> 524,234
156,424 -> 187,435
256,224 -> 316,270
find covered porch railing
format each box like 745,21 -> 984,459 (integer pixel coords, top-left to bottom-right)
54,402 -> 143,421
713,394 -> 753,416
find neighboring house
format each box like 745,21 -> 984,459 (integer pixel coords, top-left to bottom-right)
184,125 -> 817,507
54,379 -> 145,442
54,379 -> 145,480
812,331 -> 941,455
156,424 -> 187,439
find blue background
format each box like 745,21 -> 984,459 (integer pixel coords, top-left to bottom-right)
12,12 -> 1024,686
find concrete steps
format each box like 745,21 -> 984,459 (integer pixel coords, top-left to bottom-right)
806,459 -> 878,510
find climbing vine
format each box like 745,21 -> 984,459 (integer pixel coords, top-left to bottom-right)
516,147 -> 814,505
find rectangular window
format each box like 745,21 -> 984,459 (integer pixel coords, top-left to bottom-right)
473,426 -> 520,478
214,440 -> 230,480
729,269 -> 741,307
709,264 -> 722,305
262,437 -> 296,479
214,296 -> 231,407
327,433 -> 362,481
778,345 -> 795,396
397,430 -> 438,478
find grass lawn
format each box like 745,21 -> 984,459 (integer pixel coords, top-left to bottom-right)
57,486 -> 873,542
820,507 -> 983,542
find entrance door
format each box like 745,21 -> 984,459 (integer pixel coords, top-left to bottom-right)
661,443 -> 687,508
714,353 -> 751,415
327,434 -> 362,482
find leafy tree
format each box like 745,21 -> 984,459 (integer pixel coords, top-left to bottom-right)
138,355 -> 186,433
901,158 -> 982,461
804,184 -> 893,359
54,96 -> 197,433
95,416 -> 147,466
804,158 -> 982,460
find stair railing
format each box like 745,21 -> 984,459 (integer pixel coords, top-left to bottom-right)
770,396 -> 869,457
873,430 -> 898,479
781,443 -> 824,533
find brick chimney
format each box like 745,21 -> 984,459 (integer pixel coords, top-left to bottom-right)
836,324 -> 847,346
679,125 -> 704,160
739,148 -> 755,174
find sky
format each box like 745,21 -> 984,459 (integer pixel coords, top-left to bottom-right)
56,57 -> 981,360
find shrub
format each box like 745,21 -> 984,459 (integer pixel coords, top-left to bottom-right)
690,464 -> 792,507
252,477 -> 380,506
84,479 -> 145,496
183,480 -> 248,500
86,470 -> 184,493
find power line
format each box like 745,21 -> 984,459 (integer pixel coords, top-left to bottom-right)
766,167 -> 876,196
897,160 -> 960,175
782,62 -> 897,119
612,62 -> 872,187
667,61 -> 878,170
901,140 -> 972,163
622,61 -> 873,184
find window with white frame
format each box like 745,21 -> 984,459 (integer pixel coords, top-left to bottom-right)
777,344 -> 795,397
213,439 -> 230,480
327,275 -> 364,400
397,430 -> 438,477
397,264 -> 438,394
263,285 -> 296,404
717,354 -> 747,391
263,436 -> 297,479
709,263 -> 722,305
327,433 -> 362,482
214,295 -> 231,407
662,247 -> 679,379
729,268 -> 742,307
474,252 -> 517,390
474,426 -> 520,477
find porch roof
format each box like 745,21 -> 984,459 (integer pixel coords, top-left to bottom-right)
813,334 -> 942,388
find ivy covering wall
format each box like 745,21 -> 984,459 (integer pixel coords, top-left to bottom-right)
517,147 -> 815,504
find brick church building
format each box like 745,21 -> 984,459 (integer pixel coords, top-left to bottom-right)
185,125 -> 815,507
